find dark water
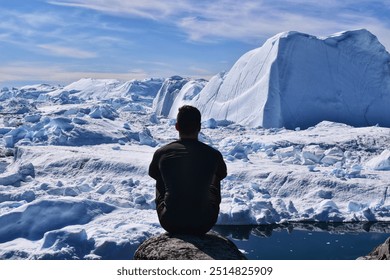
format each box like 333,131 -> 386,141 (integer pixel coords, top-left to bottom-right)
213,222 -> 390,260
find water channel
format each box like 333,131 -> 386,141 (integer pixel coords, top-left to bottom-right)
213,222 -> 390,260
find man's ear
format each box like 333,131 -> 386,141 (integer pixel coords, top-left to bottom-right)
175,123 -> 180,131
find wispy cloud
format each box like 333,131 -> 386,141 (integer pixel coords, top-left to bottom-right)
0,63 -> 150,85
38,44 -> 97,58
48,0 -> 192,20
0,60 -> 217,87
47,0 -> 390,49
0,9 -> 62,36
187,66 -> 215,77
0,33 -> 11,41
135,60 -> 172,67
0,7 -> 131,60
13,11 -> 62,28
176,0 -> 390,46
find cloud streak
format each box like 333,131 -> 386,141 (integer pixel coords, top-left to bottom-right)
47,0 -> 390,49
0,7 -> 133,61
38,44 -> 97,58
48,0 -> 193,20
0,63 -> 150,85
176,0 -> 390,48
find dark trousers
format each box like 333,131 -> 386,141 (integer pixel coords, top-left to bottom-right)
156,185 -> 220,235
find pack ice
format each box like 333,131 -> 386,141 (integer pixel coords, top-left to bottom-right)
1,30 -> 390,259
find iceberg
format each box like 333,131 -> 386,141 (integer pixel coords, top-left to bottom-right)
193,29 -> 390,129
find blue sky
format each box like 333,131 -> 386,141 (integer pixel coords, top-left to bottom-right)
1,0 -> 390,87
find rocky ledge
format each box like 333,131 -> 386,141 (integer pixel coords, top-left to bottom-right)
134,232 -> 247,260
358,237 -> 390,260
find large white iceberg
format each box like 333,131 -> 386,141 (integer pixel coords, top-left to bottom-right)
192,29 -> 390,129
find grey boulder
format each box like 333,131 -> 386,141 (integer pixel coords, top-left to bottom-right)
134,232 -> 247,260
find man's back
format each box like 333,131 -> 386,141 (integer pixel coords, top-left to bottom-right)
149,139 -> 227,234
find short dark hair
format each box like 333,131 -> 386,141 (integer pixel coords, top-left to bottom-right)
176,105 -> 201,134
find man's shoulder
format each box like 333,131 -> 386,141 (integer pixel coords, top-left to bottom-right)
196,141 -> 223,156
197,140 -> 217,150
153,140 -> 181,153
154,139 -> 222,156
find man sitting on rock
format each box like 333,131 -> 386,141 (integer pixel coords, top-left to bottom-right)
149,105 -> 227,235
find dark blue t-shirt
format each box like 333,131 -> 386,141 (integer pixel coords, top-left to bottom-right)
149,139 -> 227,220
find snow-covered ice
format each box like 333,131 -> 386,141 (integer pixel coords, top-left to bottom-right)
1,29 -> 390,259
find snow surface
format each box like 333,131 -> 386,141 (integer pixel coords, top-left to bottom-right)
1,30 -> 390,259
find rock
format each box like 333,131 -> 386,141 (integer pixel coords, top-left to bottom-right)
358,237 -> 390,260
134,232 -> 247,260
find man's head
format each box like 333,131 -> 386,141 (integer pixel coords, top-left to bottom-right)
175,105 -> 201,139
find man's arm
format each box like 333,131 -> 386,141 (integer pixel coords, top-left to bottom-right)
215,152 -> 227,181
210,152 -> 227,205
148,152 -> 160,180
149,151 -> 166,208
